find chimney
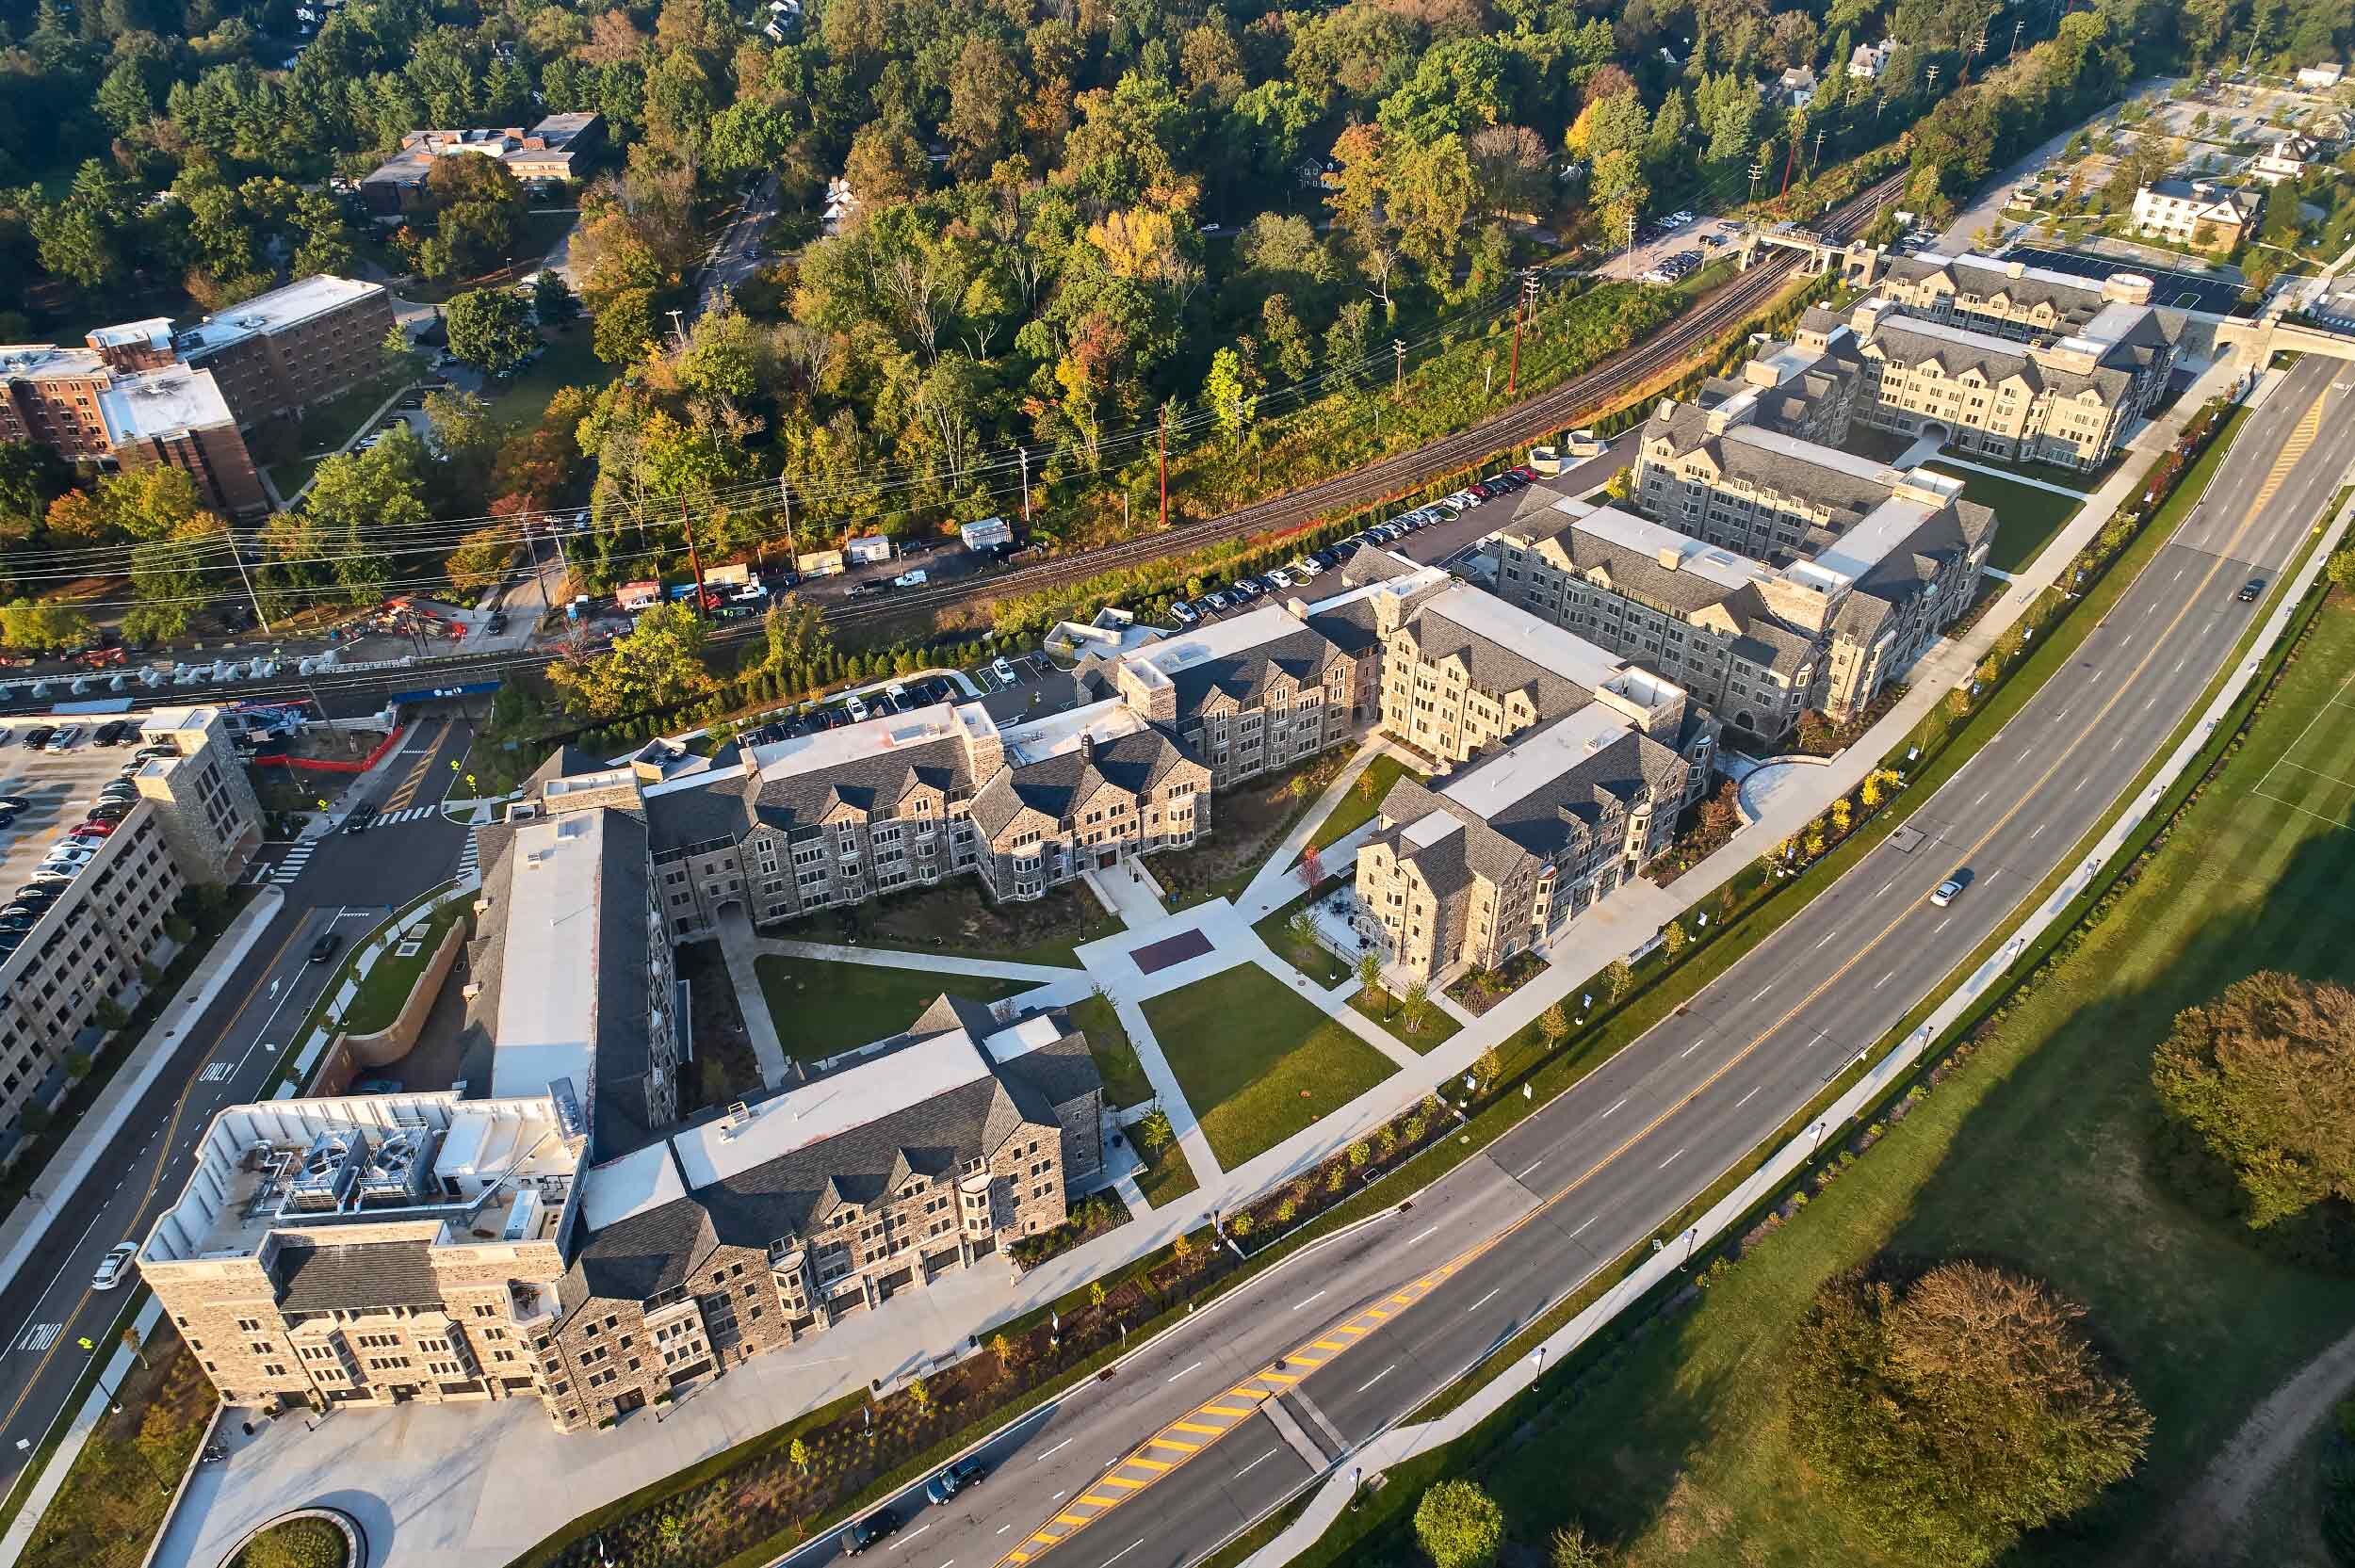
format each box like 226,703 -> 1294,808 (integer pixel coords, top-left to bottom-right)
1080,731 -> 1096,763
2007,260 -> 2025,279
1656,546 -> 1682,571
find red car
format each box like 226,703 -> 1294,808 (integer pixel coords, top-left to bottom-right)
72,820 -> 117,838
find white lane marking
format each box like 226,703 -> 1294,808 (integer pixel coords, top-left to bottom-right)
1876,877 -> 1899,899
1974,789 -> 1990,805
1291,1291 -> 1326,1312
1468,1286 -> 1502,1313
1602,1097 -> 1628,1118
1658,1147 -> 1685,1171
1814,929 -> 1837,950
1934,916 -> 1953,935
1876,970 -> 1895,989
1036,1438 -> 1074,1463
1407,1225 -> 1439,1245
2030,822 -> 2045,840
1570,1215 -> 1597,1237
1680,1039 -> 1703,1059
1356,1365 -> 1396,1394
1735,1086 -> 1761,1108
1518,1158 -> 1544,1178
1748,985 -> 1771,1003
998,1526 -> 1014,1536
1167,1360 -> 1203,1384
1102,1542 -> 1145,1568
1238,1447 -> 1281,1477
891,1525 -> 931,1549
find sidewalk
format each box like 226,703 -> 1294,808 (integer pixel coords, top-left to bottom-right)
713,906 -> 789,1089
0,887 -> 286,1300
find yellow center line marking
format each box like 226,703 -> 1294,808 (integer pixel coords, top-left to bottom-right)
1311,1338 -> 1345,1350
1201,1403 -> 1252,1416
1080,1495 -> 1121,1508
1172,1421 -> 1224,1435
1259,1371 -> 1299,1384
1148,1437 -> 1197,1452
1102,1476 -> 1144,1490
1131,1457 -> 1173,1471
1053,1514 -> 1090,1528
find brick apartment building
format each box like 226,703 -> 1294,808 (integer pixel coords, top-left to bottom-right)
361,114 -> 607,217
0,274 -> 392,518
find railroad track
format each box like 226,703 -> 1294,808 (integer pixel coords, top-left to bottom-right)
0,176 -> 1901,722
825,170 -> 1906,632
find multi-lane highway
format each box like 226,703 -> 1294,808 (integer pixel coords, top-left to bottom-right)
0,715 -> 479,1505
760,357 -> 2354,1568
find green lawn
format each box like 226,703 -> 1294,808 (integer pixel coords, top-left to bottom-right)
752,956 -> 1031,1064
1142,966 -> 1397,1170
1069,992 -> 1154,1109
761,879 -> 1118,968
479,324 -> 613,428
1253,906 -> 1353,987
1463,594 -> 2355,1567
1133,1136 -> 1200,1209
1347,985 -> 1462,1054
1308,754 -> 1425,852
343,902 -> 468,1036
1925,461 -> 2086,574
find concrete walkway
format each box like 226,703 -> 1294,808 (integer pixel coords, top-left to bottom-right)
713,905 -> 789,1089
1080,860 -> 1169,929
1929,453 -> 2093,496
753,937 -> 1080,986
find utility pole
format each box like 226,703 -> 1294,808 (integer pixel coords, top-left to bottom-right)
777,473 -> 795,558
1506,268 -> 1537,397
680,497 -> 706,623
666,308 -> 689,352
2010,16 -> 2024,57
1811,129 -> 1826,173
1391,338 -> 1406,400
220,523 -> 270,635
1925,64 -> 1941,97
1779,130 -> 1800,197
1157,406 -> 1169,530
1748,157 -> 1766,204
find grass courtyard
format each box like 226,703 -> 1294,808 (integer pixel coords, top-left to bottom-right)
752,956 -> 1031,1064
1068,991 -> 1154,1109
1142,965 -> 1397,1170
762,878 -> 1120,967
1446,593 -> 2355,1567
341,900 -> 470,1036
1307,753 -> 1425,852
1253,899 -> 1354,987
1348,984 -> 1462,1053
1925,460 -> 2086,574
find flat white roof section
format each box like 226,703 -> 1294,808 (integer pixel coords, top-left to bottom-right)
98,368 -> 236,439
1723,422 -> 1904,485
1577,505 -> 1770,591
176,275 -> 382,357
88,317 -> 172,351
1133,604 -> 1308,672
579,1140 -> 687,1229
1811,496 -> 1940,584
737,702 -> 966,785
1440,705 -> 1633,820
999,699 -> 1146,767
1403,812 -> 1464,849
489,813 -> 609,1101
1424,585 -> 1628,692
983,1012 -> 1064,1060
670,1031 -> 994,1188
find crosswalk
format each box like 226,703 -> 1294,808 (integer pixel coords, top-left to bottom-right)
367,805 -> 441,826
455,828 -> 479,882
268,839 -> 320,884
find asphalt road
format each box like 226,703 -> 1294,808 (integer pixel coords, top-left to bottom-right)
771,358 -> 2355,1568
0,718 -> 479,1504
697,174 -> 783,320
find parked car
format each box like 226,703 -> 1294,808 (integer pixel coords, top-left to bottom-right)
728,583 -> 767,604
926,1456 -> 987,1504
91,719 -> 133,746
20,726 -> 55,750
837,1510 -> 901,1556
1170,601 -> 1199,626
993,656 -> 1019,685
847,580 -> 888,598
844,693 -> 869,721
91,1242 -> 138,1290
892,569 -> 929,589
0,805 -> 19,828
71,820 -> 116,838
307,931 -> 341,964
41,843 -> 95,868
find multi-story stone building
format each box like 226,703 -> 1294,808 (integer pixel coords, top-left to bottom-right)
1491,470 -> 1994,738
1096,604 -> 1357,789
1786,294 -> 2174,469
1357,702 -> 1692,986
1876,251 -> 2162,343
138,990 -> 1102,1431
0,707 -> 261,1156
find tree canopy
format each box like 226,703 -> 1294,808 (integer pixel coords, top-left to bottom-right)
1785,1261 -> 2152,1563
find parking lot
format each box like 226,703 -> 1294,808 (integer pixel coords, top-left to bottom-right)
0,720 -> 154,895
2000,243 -> 2253,315
1593,213 -> 1740,284
730,672 -> 975,751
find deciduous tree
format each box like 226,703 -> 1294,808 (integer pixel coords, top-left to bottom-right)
548,599 -> 718,720
1413,1479 -> 1503,1568
446,287 -> 541,377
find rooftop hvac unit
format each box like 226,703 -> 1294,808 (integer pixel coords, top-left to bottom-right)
352,1126 -> 439,1207
283,1127 -> 368,1212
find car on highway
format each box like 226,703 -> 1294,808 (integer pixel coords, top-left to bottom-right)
837,1509 -> 901,1556
2237,576 -> 2266,602
1930,869 -> 1973,907
307,931 -> 342,965
91,1241 -> 138,1290
925,1456 -> 987,1504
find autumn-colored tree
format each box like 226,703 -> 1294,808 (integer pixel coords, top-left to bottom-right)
1300,843 -> 1324,886
547,600 -> 718,721
1786,1262 -> 2151,1564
